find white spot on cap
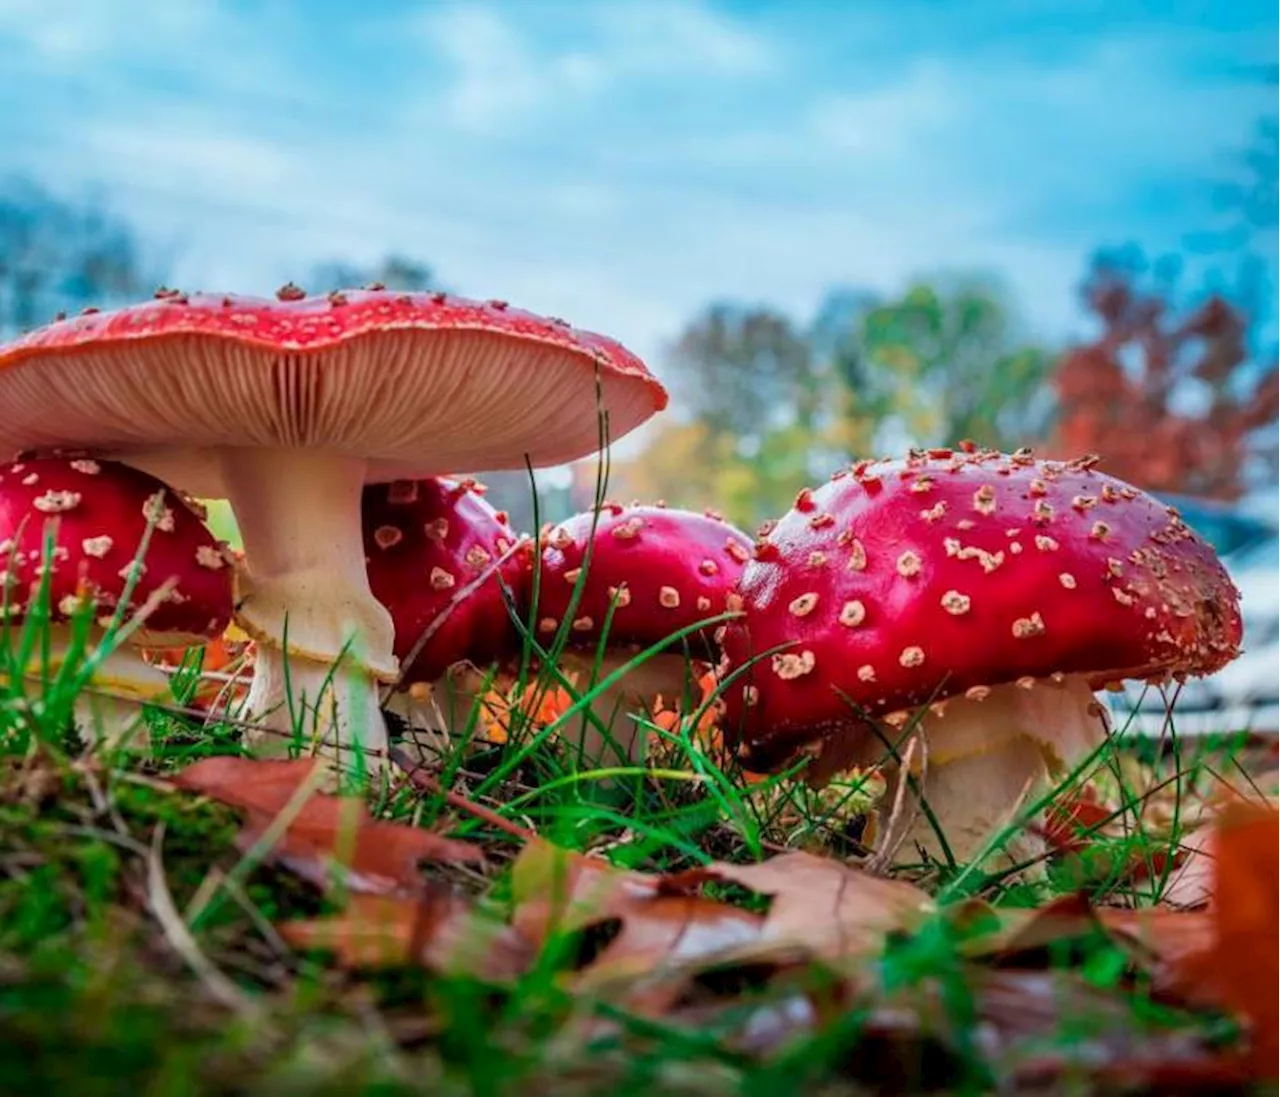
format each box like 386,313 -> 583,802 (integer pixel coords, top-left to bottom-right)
195,545 -> 227,570
857,664 -> 876,682
899,646 -> 925,668
142,491 -> 175,532
424,518 -> 449,542
1012,612 -> 1046,639
373,525 -> 403,550
1058,573 -> 1077,589
429,567 -> 455,590
789,592 -> 819,617
82,536 -> 113,559
464,545 -> 492,568
940,590 -> 970,615
387,481 -> 419,504
659,586 -> 681,608
839,600 -> 867,627
70,460 -> 101,475
772,650 -> 816,679
33,490 -> 81,514
896,550 -> 922,578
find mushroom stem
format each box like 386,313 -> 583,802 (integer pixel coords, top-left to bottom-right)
554,649 -> 702,766
876,676 -> 1109,868
218,448 -> 396,763
12,624 -> 168,750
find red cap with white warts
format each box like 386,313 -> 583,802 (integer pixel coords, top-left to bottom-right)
0,458 -> 233,644
363,477 -> 531,684
720,449 -> 1243,769
538,504 -> 752,649
0,288 -> 667,497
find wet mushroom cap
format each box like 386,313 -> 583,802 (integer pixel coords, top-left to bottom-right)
364,477 -> 531,683
0,458 -> 233,643
538,504 -> 753,649
0,289 -> 667,497
720,449 -> 1243,768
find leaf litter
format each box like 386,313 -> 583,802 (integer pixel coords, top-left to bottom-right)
161,745 -> 1279,1091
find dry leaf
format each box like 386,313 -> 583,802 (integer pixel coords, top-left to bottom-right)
1176,802 -> 1278,1081
173,757 -> 482,894
279,892 -> 533,982
686,852 -> 934,964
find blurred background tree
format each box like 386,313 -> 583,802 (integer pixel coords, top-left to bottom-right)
614,279 -> 1054,527
308,255 -> 436,294
0,178 -> 153,336
1053,254 -> 1277,500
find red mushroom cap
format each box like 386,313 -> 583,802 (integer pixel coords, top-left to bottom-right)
0,290 -> 667,497
364,477 -> 531,684
0,458 -> 234,643
537,504 -> 752,650
720,449 -> 1243,768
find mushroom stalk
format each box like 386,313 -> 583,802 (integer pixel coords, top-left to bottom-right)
554,649 -> 702,766
876,676 -> 1109,868
219,448 -> 396,761
15,624 -> 169,750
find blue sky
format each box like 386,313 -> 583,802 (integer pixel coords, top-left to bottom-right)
0,0 -> 1275,369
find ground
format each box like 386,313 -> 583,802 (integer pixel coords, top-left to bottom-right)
0,620 -> 1276,1097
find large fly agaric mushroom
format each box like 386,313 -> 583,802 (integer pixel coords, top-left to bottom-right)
0,457 -> 233,746
537,503 -> 752,761
363,476 -> 531,741
719,447 -> 1242,866
0,289 -> 665,764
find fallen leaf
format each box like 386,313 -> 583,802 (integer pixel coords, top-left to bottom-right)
173,757 -> 482,894
509,841 -> 766,1011
279,892 -> 533,982
686,852 -> 933,963
1176,802 -> 1279,1081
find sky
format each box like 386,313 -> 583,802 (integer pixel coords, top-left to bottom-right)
0,0 -> 1276,373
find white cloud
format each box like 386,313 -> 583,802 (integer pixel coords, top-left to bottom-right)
804,61 -> 959,159
416,0 -> 775,131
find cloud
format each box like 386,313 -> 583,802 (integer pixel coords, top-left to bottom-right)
0,0 -> 1272,383
416,0 -> 775,131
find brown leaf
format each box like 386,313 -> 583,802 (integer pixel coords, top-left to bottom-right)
173,757 -> 481,894
279,893 -> 534,983
1177,802 -> 1279,1081
510,841 -> 765,1007
688,851 -> 934,963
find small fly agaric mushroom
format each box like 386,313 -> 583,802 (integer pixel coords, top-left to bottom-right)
363,476 -> 532,743
0,458 -> 233,746
719,448 -> 1242,866
0,289 -> 665,765
537,503 -> 752,762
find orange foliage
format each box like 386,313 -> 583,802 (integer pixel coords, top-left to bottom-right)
1053,267 -> 1277,500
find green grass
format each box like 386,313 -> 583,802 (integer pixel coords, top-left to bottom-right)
0,469 -> 1272,1096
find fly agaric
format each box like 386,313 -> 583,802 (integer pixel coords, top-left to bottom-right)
0,289 -> 665,765
719,448 -> 1242,866
537,503 -> 752,761
0,457 -> 233,746
363,476 -> 531,741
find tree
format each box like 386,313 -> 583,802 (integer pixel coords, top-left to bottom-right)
308,255 -> 436,294
844,279 -> 1055,452
668,304 -> 820,443
1053,256 -> 1277,500
0,179 -> 152,336
614,279 -> 1055,527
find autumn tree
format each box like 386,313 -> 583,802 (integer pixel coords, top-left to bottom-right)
1053,257 -> 1277,501
0,179 -> 152,336
845,278 -> 1055,452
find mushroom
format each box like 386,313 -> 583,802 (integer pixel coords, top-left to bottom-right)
0,289 -> 665,766
363,476 -> 532,748
719,448 -> 1243,867
0,457 -> 233,747
537,503 -> 752,762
